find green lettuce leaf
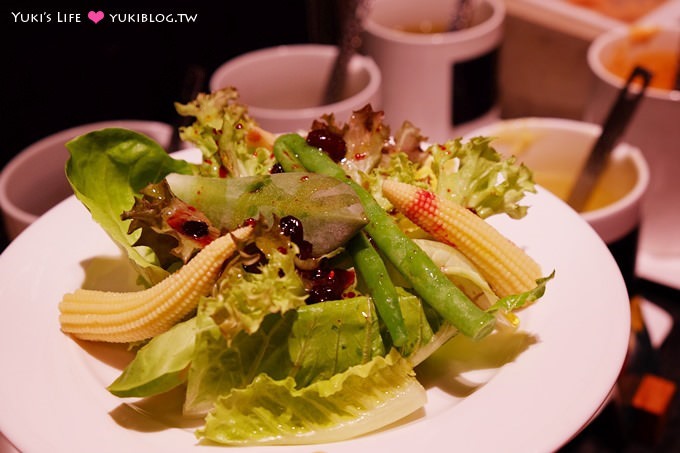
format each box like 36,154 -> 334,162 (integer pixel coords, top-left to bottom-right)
364,152 -> 430,211
395,288 -> 436,358
414,238 -> 499,310
428,136 -> 536,219
66,128 -> 195,285
210,245 -> 308,345
197,349 -> 426,445
112,291 -> 436,409
107,317 -> 197,397
183,295 -> 387,417
184,301 -> 297,417
488,270 -> 555,314
288,296 -> 386,387
175,87 -> 275,177
166,172 -> 367,256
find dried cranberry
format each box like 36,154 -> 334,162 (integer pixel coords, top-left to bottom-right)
242,218 -> 258,227
297,241 -> 313,260
306,128 -> 346,163
279,216 -> 314,259
242,242 -> 267,274
181,220 -> 209,239
279,216 -> 304,245
303,267 -> 355,303
309,285 -> 340,304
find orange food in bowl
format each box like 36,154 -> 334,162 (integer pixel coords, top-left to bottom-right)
568,0 -> 668,23
603,28 -> 679,91
606,49 -> 678,90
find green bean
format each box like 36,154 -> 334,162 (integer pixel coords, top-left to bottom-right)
274,133 -> 496,341
275,134 -> 408,346
272,138 -> 306,173
348,231 -> 408,347
275,134 -> 347,178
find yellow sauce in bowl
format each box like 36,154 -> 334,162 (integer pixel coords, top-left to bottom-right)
534,157 -> 639,213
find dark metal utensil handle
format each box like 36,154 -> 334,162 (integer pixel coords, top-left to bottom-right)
567,66 -> 652,211
449,0 -> 473,31
323,0 -> 366,105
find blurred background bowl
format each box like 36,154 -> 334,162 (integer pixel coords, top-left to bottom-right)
362,0 -> 505,142
209,44 -> 382,133
584,24 -> 680,284
466,117 -> 650,244
0,120 -> 175,241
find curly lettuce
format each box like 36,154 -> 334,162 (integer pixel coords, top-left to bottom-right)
427,136 -> 537,219
316,106 -> 536,221
175,87 -> 276,177
210,243 -> 308,345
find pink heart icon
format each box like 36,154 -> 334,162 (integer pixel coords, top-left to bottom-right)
88,10 -> 104,24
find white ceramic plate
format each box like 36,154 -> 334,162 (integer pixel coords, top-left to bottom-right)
0,154 -> 630,453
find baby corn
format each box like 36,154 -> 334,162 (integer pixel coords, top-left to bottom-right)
59,226 -> 253,343
382,180 -> 542,298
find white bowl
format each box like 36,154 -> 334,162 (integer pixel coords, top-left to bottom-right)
0,120 -> 174,241
465,117 -> 650,244
585,25 -> 679,203
362,0 -> 505,142
209,44 -> 382,133
587,25 -> 680,102
585,26 -> 680,283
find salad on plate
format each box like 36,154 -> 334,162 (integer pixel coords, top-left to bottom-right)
58,87 -> 553,446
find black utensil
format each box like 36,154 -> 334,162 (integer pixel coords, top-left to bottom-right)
567,65 -> 652,212
449,0 -> 473,31
674,40 -> 680,91
323,0 -> 366,105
